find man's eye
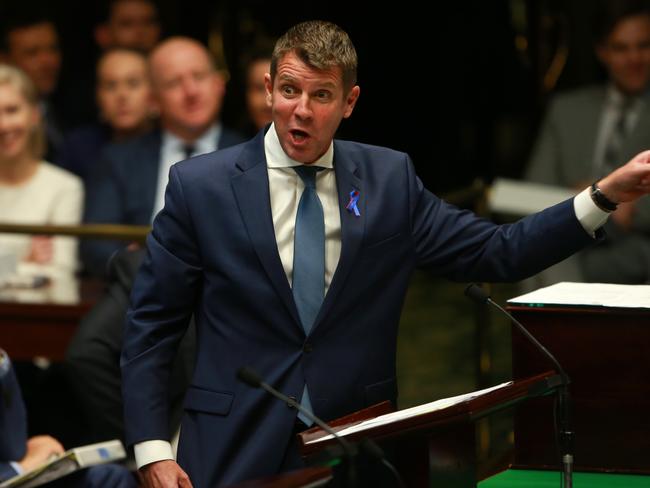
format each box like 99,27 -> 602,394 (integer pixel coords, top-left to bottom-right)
282,86 -> 296,95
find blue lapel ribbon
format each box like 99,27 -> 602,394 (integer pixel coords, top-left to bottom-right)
346,190 -> 361,217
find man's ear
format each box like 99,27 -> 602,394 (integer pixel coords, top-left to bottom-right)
343,85 -> 360,119
264,73 -> 273,103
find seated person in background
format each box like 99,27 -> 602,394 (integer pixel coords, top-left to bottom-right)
0,349 -> 136,487
525,0 -> 650,285
81,36 -> 245,275
239,40 -> 274,136
65,248 -> 195,448
94,0 -> 162,54
0,7 -> 66,162
0,64 -> 82,279
56,48 -> 156,184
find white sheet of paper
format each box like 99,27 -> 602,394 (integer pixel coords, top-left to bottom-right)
305,381 -> 512,444
508,282 -> 650,309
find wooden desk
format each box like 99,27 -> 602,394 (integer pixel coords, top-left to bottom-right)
509,304 -> 650,473
0,276 -> 104,361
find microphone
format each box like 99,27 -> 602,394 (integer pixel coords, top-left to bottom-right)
464,284 -> 574,488
237,366 -> 358,486
237,366 -> 406,488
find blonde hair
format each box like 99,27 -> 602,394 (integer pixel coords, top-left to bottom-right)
0,64 -> 46,160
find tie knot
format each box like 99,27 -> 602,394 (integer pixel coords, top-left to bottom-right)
182,144 -> 196,160
293,165 -> 321,188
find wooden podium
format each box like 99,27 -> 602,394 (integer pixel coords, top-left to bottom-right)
226,467 -> 333,488
293,372 -> 561,488
510,303 -> 650,473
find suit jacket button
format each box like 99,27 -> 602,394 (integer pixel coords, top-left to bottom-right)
303,342 -> 313,353
287,396 -> 297,408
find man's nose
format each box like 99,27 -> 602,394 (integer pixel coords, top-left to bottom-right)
294,94 -> 312,119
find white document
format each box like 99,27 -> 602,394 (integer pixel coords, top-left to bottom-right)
488,178 -> 576,216
0,440 -> 126,488
508,282 -> 650,309
305,381 -> 511,445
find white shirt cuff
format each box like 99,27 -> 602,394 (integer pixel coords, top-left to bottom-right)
574,187 -> 610,236
9,461 -> 23,475
134,440 -> 175,469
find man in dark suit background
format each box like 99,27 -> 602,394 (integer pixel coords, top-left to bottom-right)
121,21 -> 650,487
525,0 -> 650,285
82,36 -> 245,275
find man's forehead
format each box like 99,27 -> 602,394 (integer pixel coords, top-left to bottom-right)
275,54 -> 343,86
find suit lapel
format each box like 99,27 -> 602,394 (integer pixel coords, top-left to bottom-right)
230,135 -> 302,329
312,142 -> 365,333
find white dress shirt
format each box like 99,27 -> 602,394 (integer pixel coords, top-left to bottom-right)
152,123 -> 222,222
133,125 -> 609,469
265,123 -> 341,289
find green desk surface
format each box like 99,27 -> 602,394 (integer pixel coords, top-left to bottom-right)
479,469 -> 650,487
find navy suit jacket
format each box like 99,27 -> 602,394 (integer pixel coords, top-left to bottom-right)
121,130 -> 596,487
55,123 -> 110,183
81,126 -> 245,275
0,352 -> 27,482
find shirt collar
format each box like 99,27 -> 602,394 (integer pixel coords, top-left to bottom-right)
605,84 -> 650,108
264,123 -> 334,169
161,122 -> 222,155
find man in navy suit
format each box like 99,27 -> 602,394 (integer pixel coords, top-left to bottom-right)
122,21 -> 650,487
82,36 -> 245,275
0,349 -> 136,487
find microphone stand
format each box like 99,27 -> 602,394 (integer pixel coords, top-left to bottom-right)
237,367 -> 358,487
464,284 -> 574,488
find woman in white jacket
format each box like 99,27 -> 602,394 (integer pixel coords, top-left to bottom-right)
0,64 -> 82,278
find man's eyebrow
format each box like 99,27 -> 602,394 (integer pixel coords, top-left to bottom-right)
277,73 -> 297,82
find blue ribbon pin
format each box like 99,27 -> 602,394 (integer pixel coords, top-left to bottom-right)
346,190 -> 361,217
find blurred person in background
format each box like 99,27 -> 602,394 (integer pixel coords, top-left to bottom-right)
95,0 -> 162,54
82,37 -> 245,275
0,8 -> 66,161
524,0 -> 650,285
1,348 -> 137,487
239,41 -> 274,136
56,48 -> 156,184
0,64 -> 82,279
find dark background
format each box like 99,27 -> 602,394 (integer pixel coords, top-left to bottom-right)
19,0 -> 610,194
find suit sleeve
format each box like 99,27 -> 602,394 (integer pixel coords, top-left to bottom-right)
405,155 -> 597,282
120,165 -> 202,446
0,350 -> 28,468
0,462 -> 19,482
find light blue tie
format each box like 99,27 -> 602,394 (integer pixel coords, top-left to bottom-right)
292,166 -> 325,426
